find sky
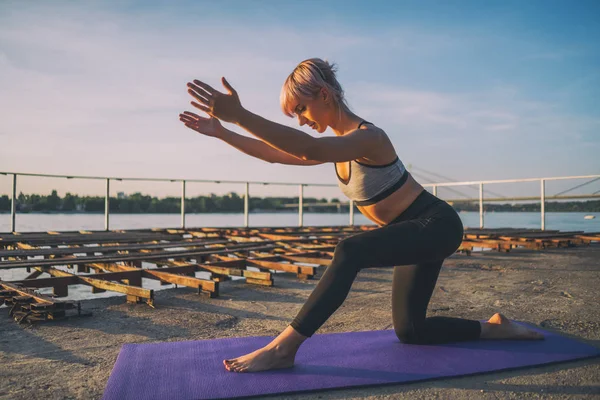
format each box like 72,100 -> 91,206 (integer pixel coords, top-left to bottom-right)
0,0 -> 599,200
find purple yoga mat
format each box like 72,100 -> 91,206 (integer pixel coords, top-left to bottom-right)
103,325 -> 600,400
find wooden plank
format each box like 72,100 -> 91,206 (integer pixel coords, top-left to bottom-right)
576,235 -> 600,241
0,232 -> 187,246
207,255 -> 274,283
247,259 -> 315,277
161,260 -> 245,277
0,242 -> 281,270
0,281 -> 55,304
246,278 -> 273,287
143,270 -> 217,293
280,255 -> 331,266
91,261 -> 218,294
38,267 -> 154,303
0,238 -> 231,258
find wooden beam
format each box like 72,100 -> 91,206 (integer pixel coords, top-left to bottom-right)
90,262 -> 218,297
37,267 -> 155,306
0,242 -> 281,270
0,281 -> 55,304
280,255 -> 331,266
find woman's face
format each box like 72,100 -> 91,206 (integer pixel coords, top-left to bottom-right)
293,89 -> 332,134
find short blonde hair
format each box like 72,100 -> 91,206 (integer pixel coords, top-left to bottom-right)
280,58 -> 349,117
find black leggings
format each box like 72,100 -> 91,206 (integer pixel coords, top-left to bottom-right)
290,190 -> 481,344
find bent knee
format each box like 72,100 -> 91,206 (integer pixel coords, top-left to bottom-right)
333,237 -> 365,263
395,330 -> 418,344
394,326 -> 426,345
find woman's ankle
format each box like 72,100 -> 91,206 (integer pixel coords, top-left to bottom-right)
268,325 -> 307,352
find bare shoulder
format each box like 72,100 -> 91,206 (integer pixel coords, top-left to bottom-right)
356,123 -> 397,162
356,123 -> 388,143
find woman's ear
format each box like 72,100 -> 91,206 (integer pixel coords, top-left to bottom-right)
321,88 -> 329,103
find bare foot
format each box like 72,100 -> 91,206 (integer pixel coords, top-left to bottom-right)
481,313 -> 544,340
223,345 -> 296,373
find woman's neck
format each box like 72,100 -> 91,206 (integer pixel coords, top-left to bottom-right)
329,107 -> 363,137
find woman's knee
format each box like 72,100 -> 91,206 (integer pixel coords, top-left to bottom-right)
333,237 -> 365,263
394,327 -> 416,344
394,323 -> 426,345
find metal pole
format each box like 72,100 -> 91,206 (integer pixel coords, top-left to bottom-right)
105,178 -> 110,231
298,184 -> 304,227
479,183 -> 484,229
181,180 -> 186,229
349,199 -> 354,225
244,182 -> 249,227
541,179 -> 545,231
10,174 -> 17,233
433,185 -> 437,197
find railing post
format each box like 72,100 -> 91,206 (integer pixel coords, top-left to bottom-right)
10,174 -> 17,233
181,180 -> 186,229
349,199 -> 354,226
298,184 -> 304,227
541,179 -> 545,231
479,183 -> 484,229
244,182 -> 249,228
105,178 -> 110,231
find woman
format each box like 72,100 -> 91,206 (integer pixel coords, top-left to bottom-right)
179,58 -> 543,373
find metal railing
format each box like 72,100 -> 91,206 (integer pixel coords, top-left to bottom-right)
1,171 -> 599,232
427,175 -> 599,231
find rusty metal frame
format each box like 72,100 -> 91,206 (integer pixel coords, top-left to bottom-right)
1,226 -> 598,324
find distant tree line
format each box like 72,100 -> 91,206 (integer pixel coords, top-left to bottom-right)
452,200 -> 600,212
0,191 -> 598,213
0,191 -> 337,213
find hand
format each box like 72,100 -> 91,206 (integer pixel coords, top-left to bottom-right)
187,77 -> 244,124
179,111 -> 224,138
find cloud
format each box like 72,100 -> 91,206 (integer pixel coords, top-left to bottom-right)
0,1 -> 598,197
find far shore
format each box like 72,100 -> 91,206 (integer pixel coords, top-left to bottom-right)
0,210 -> 597,215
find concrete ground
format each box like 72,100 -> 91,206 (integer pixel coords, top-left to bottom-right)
1,244 -> 599,399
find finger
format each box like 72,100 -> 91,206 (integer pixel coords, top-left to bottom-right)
221,77 -> 237,95
182,111 -> 202,119
179,118 -> 197,124
179,114 -> 199,123
191,101 -> 212,114
192,79 -> 217,94
179,113 -> 196,121
179,114 -> 200,124
187,82 -> 212,99
188,88 -> 210,105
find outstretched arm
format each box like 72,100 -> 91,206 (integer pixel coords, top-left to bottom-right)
220,128 -> 324,165
179,112 -> 323,165
235,109 -> 383,163
187,78 -> 383,163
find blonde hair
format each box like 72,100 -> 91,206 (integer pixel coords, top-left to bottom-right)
280,58 -> 349,117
